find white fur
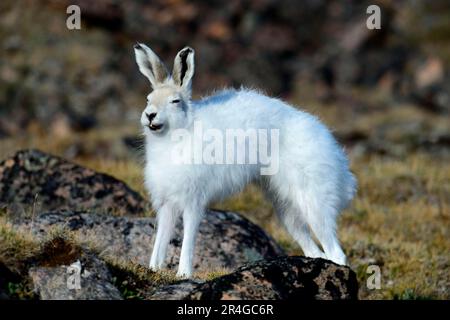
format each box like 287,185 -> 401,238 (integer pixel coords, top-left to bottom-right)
134,44 -> 357,278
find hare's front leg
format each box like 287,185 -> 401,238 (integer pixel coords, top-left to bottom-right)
149,204 -> 178,271
176,208 -> 203,278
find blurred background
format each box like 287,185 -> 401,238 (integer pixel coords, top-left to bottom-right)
0,0 -> 449,299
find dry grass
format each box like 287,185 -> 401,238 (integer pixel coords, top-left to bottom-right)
0,215 -> 40,273
343,153 -> 449,299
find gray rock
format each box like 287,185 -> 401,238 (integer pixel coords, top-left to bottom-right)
15,209 -> 285,274
29,250 -> 122,300
150,256 -> 358,300
149,280 -> 205,300
0,149 -> 147,215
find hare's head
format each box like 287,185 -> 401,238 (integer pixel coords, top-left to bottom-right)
134,43 -> 195,134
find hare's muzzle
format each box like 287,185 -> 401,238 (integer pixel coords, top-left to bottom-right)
145,113 -> 163,131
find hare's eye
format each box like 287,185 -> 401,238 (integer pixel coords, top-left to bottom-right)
171,99 -> 181,104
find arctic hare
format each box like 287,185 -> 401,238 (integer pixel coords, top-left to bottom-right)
134,43 -> 356,278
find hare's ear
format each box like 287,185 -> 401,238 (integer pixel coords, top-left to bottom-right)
172,47 -> 195,91
134,43 -> 169,88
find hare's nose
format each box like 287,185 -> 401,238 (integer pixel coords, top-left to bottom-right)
146,112 -> 157,123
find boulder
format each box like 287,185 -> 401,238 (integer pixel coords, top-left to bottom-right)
29,265 -> 122,300
150,256 -> 358,300
14,209 -> 285,274
28,240 -> 122,300
0,149 -> 147,215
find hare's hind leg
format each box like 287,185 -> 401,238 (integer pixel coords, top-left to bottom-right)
305,204 -> 347,265
276,203 -> 325,259
271,181 -> 346,265
280,171 -> 347,265
296,191 -> 347,265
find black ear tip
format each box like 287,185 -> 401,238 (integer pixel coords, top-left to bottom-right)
134,43 -> 142,50
180,47 -> 194,58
